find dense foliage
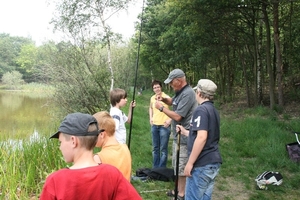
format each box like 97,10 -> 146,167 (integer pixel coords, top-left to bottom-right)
139,0 -> 300,108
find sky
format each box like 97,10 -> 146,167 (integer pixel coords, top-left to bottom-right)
0,0 -> 143,45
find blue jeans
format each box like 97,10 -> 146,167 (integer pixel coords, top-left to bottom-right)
185,163 -> 221,200
151,125 -> 171,168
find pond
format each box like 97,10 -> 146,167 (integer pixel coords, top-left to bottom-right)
0,90 -> 56,148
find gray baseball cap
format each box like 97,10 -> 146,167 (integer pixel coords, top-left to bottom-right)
50,112 -> 99,139
164,69 -> 185,84
193,79 -> 217,95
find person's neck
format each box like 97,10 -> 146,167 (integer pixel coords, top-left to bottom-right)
114,104 -> 121,109
102,136 -> 119,147
70,150 -> 98,169
200,99 -> 210,104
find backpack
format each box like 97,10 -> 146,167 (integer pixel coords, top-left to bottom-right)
255,171 -> 283,190
135,167 -> 175,182
136,168 -> 152,177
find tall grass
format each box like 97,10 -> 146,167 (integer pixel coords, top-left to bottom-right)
0,90 -> 300,199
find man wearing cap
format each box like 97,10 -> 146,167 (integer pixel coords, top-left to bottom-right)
177,79 -> 222,200
155,69 -> 197,199
40,112 -> 142,200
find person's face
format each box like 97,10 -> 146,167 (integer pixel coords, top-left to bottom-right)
119,97 -> 127,106
169,78 -> 180,91
152,84 -> 162,94
195,89 -> 201,103
59,133 -> 75,163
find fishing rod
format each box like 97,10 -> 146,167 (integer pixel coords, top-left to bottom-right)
127,0 -> 145,150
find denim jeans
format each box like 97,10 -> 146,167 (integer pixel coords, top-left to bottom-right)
185,163 -> 221,200
151,125 -> 171,168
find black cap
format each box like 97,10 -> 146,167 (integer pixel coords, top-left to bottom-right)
50,112 -> 99,139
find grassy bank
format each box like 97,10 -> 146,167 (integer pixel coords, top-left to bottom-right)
0,90 -> 299,199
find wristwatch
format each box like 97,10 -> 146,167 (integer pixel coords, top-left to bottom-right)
159,106 -> 164,112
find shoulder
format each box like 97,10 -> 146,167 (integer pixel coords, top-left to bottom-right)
150,95 -> 156,101
45,168 -> 69,181
99,164 -> 123,176
161,92 -> 170,98
110,107 -> 121,114
184,86 -> 195,95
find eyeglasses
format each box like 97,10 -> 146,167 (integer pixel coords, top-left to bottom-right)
170,79 -> 176,85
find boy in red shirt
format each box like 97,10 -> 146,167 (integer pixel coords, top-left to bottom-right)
40,112 -> 142,200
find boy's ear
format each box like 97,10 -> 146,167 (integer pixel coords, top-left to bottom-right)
99,131 -> 106,138
71,136 -> 79,147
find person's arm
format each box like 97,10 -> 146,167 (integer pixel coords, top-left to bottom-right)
176,124 -> 189,136
127,101 -> 136,123
39,178 -> 56,200
184,130 -> 207,177
156,94 -> 173,106
163,118 -> 172,128
161,96 -> 173,106
154,101 -> 182,122
149,101 -> 153,125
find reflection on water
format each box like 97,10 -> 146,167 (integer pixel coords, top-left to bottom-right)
0,90 -> 55,143
0,129 -> 46,151
1,92 -> 24,111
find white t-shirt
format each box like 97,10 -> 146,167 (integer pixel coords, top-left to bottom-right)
110,107 -> 128,144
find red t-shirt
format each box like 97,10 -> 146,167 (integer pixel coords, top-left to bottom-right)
40,164 -> 142,200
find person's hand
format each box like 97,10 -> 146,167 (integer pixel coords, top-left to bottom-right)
130,101 -> 136,108
154,100 -> 163,110
155,94 -> 161,101
184,162 -> 193,177
176,125 -> 188,136
163,120 -> 171,127
150,119 -> 153,125
176,125 -> 182,133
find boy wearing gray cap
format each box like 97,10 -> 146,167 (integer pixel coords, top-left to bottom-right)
40,112 -> 142,200
177,79 -> 222,200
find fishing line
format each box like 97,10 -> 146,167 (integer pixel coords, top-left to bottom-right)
127,0 -> 145,150
139,189 -> 169,194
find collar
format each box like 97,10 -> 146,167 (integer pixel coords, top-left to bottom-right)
201,100 -> 213,105
174,84 -> 189,98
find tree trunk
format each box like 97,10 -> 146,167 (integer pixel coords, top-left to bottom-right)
262,2 -> 275,109
273,1 -> 284,107
239,48 -> 250,107
257,16 -> 263,105
99,15 -> 114,91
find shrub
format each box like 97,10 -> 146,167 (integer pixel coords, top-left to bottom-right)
1,71 -> 25,89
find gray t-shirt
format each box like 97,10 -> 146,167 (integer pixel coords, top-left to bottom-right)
171,84 -> 197,144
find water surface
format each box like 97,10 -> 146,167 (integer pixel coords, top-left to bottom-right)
0,90 -> 55,141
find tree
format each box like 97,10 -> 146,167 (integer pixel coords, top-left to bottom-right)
1,71 -> 24,89
51,0 -> 134,91
15,43 -> 39,82
0,34 -> 33,79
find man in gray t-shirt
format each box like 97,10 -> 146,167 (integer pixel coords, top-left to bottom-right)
155,69 -> 197,199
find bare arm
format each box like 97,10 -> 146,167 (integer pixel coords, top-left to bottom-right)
156,94 -> 173,106
162,106 -> 182,122
127,101 -> 136,123
149,102 -> 153,125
